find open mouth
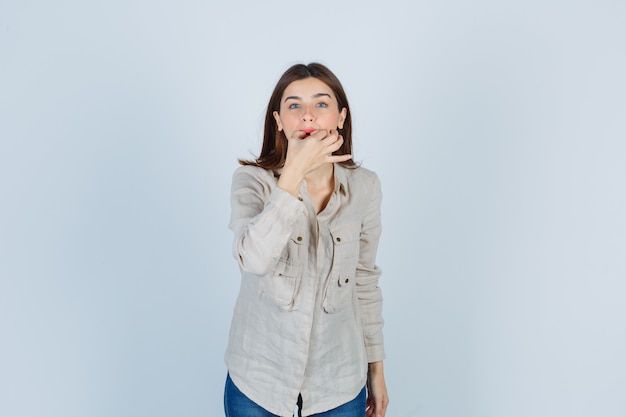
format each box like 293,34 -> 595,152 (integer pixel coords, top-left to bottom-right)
303,128 -> 315,136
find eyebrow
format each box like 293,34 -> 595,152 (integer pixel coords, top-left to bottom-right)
284,93 -> 332,102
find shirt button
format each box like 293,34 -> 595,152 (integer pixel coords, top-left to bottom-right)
344,278 -> 349,284
297,236 -> 302,242
336,237 -> 341,243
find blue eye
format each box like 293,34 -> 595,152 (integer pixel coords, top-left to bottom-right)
316,102 -> 328,108
288,103 -> 300,109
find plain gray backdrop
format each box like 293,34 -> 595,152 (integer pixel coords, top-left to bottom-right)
1,1 -> 625,416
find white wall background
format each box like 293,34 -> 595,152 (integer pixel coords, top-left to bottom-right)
1,1 -> 625,416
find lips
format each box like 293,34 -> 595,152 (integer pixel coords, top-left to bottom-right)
302,128 -> 315,136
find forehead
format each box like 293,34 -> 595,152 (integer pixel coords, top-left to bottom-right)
282,77 -> 335,99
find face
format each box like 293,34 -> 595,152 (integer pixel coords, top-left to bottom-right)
273,77 -> 347,139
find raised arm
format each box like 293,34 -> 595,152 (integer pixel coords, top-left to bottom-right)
229,166 -> 304,276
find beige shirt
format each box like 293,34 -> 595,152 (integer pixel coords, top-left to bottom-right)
224,163 -> 385,417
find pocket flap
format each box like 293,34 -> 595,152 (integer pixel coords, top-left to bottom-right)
330,222 -> 361,246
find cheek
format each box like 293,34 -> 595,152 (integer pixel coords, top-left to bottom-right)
281,115 -> 301,130
321,113 -> 343,128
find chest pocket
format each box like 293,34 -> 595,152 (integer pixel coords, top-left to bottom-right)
323,222 -> 361,314
260,233 -> 305,310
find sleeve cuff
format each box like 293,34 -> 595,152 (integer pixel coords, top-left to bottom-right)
268,186 -> 304,217
366,344 -> 386,363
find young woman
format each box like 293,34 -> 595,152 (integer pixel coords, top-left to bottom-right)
224,63 -> 388,417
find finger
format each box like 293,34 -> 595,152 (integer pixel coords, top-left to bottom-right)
326,135 -> 344,154
326,133 -> 343,147
297,130 -> 312,140
366,394 -> 375,417
323,129 -> 340,142
328,154 -> 352,163
308,129 -> 328,141
288,131 -> 307,141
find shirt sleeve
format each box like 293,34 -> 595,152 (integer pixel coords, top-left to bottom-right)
355,171 -> 385,363
228,166 -> 305,276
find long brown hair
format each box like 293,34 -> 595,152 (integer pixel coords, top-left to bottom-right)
239,63 -> 356,169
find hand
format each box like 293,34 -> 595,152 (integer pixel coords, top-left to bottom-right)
277,129 -> 352,197
366,362 -> 389,417
285,129 -> 351,176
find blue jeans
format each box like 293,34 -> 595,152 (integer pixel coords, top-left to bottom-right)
224,373 -> 366,417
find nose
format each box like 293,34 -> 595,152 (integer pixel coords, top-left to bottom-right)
301,105 -> 315,122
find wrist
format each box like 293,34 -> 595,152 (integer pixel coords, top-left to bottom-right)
277,165 -> 304,198
368,361 -> 384,376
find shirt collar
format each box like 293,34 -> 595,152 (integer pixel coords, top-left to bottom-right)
333,163 -> 349,195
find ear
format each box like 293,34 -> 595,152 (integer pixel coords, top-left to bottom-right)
337,107 -> 347,129
273,111 -> 283,132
